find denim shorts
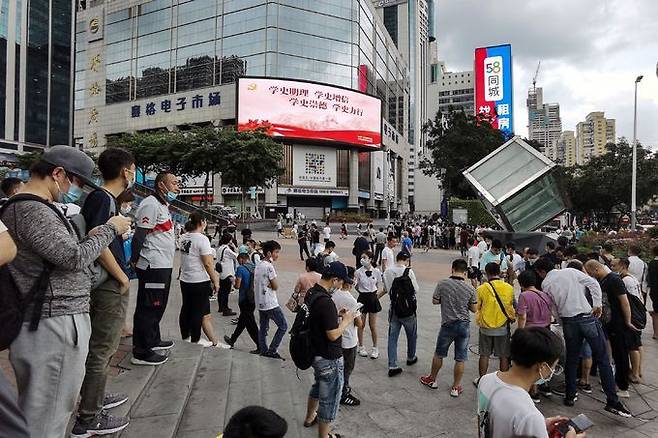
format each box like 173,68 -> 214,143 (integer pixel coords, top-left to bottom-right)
309,356 -> 344,423
580,340 -> 592,359
435,320 -> 470,362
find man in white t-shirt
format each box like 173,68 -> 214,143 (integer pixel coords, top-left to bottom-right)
322,222 -> 331,243
478,327 -> 580,438
477,234 -> 491,258
332,267 -> 364,406
628,246 -> 648,297
255,240 -> 288,359
380,235 -> 397,272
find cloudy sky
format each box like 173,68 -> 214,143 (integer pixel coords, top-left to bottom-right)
436,0 -> 658,147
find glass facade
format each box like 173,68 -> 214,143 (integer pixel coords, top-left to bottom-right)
100,0 -> 408,134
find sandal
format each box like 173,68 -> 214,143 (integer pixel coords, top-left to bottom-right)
328,434 -> 342,438
340,393 -> 361,406
303,415 -> 317,428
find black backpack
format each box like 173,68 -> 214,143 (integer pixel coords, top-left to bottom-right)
390,268 -> 417,318
289,291 -> 324,370
0,194 -> 71,351
316,252 -> 329,267
628,293 -> 647,329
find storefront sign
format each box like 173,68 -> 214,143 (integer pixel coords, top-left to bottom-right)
130,91 -> 221,118
278,187 -> 349,197
221,186 -> 264,195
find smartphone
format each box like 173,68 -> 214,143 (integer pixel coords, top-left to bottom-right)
556,413 -> 594,436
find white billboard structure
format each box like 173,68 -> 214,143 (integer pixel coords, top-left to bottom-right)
463,136 -> 568,232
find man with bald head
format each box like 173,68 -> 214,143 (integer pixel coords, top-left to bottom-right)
584,259 -> 638,399
533,258 -> 631,417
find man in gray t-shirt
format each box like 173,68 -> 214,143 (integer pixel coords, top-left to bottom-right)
420,259 -> 477,396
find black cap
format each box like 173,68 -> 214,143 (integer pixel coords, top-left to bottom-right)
325,261 -> 350,282
42,145 -> 98,188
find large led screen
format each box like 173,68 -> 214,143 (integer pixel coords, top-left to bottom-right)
237,77 -> 382,149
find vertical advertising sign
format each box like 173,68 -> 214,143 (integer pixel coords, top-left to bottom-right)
474,44 -> 514,136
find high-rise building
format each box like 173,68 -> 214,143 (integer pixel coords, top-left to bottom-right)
427,60 -> 474,116
558,130 -> 576,167
0,0 -> 74,157
527,86 -> 562,161
373,0 -> 431,212
575,111 -> 616,164
74,0 -> 411,218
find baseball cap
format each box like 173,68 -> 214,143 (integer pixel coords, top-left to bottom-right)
238,244 -> 249,254
41,145 -> 98,188
396,251 -> 411,260
325,261 -> 350,282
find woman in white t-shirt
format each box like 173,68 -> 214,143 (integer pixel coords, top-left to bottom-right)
179,212 -> 222,347
354,251 -> 384,359
216,234 -> 238,316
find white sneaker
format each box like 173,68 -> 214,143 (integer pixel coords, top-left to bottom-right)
214,342 -> 232,349
183,338 -> 191,343
370,347 -> 379,359
617,390 -> 630,398
358,346 -> 368,357
197,339 -> 213,347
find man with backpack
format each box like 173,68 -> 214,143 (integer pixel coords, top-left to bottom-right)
72,148 -> 136,436
317,240 -> 338,267
301,261 -> 357,438
0,147 -> 131,438
383,251 -> 419,377
224,252 -> 259,353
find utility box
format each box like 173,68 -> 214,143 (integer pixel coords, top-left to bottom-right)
462,136 -> 568,232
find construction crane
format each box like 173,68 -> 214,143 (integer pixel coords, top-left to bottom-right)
532,61 -> 541,92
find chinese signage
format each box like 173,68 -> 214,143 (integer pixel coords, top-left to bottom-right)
474,44 -> 514,136
293,146 -> 336,187
238,77 -> 382,149
221,186 -> 264,195
382,119 -> 401,146
278,187 -> 349,197
130,91 -> 221,118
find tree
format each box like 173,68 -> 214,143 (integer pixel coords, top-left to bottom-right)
421,109 -> 506,199
564,138 -> 658,224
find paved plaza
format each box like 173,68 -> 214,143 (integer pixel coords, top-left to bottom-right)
4,230 -> 658,437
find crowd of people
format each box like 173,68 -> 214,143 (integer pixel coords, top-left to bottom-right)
2,156 -> 658,437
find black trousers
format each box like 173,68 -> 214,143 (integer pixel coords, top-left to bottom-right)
218,276 -> 233,312
133,267 -> 172,357
608,327 -> 631,391
179,281 -> 211,342
374,243 -> 385,265
298,239 -> 310,260
229,301 -> 259,347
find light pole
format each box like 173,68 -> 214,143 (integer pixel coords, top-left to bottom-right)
631,75 -> 643,231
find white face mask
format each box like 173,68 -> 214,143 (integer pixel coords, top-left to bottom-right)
120,205 -> 131,215
360,258 -> 371,268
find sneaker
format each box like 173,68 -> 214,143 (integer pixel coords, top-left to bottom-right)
605,400 -> 632,418
564,396 -> 577,407
530,391 -> 540,404
197,339 -> 213,347
152,340 -> 174,351
262,351 -> 285,360
420,375 -> 438,389
358,346 -> 368,357
182,337 -> 191,343
388,367 -> 403,377
72,411 -> 129,437
617,390 -> 630,398
102,392 -> 128,410
209,295 -> 217,301
131,352 -> 168,366
370,347 -> 379,359
552,384 -> 576,398
538,383 -> 552,397
230,318 -> 239,325
472,377 -> 480,388
577,381 -> 592,394
222,309 -> 237,317
249,349 -> 261,354
450,386 -> 464,398
223,335 -> 235,348
70,421 -> 91,438
214,342 -> 232,349
406,356 -> 418,366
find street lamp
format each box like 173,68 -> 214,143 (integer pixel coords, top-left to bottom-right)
631,74 -> 643,231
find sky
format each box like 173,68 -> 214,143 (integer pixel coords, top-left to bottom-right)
436,0 -> 658,147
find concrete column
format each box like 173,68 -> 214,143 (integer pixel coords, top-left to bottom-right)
265,179 -> 278,206
367,151 -> 377,212
348,149 -> 359,210
400,156 -> 409,213
213,173 -> 223,205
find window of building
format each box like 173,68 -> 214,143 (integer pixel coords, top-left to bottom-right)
382,6 -> 398,47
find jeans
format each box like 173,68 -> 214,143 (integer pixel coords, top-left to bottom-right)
133,267 -> 172,358
562,314 -> 618,404
387,311 -> 417,368
230,301 -> 259,347
309,357 -> 344,423
342,346 -> 357,397
258,307 -> 288,354
435,320 -> 470,362
79,279 -> 129,423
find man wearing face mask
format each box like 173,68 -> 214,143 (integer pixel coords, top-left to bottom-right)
0,146 -> 131,438
131,170 -> 180,365
72,148 -> 136,436
477,327 -> 583,438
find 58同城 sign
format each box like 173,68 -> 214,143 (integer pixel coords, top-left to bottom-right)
474,44 -> 514,136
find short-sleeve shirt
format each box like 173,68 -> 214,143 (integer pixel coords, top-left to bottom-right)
477,280 -> 516,334
134,195 -> 175,269
306,284 -> 341,359
217,244 -> 238,280
0,219 -> 7,233
254,259 -> 279,311
621,274 -> 641,299
468,245 -> 480,268
179,232 -> 214,283
600,272 -> 628,331
479,250 -> 508,271
433,276 -> 477,325
477,372 -> 549,438
354,267 -> 382,293
332,289 -> 358,349
517,289 -> 553,328
381,247 -> 395,271
402,237 -> 413,252
235,263 -> 254,303
81,189 -> 126,272
322,226 -> 331,239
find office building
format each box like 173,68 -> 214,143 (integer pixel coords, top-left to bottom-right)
428,60 -> 474,116
527,86 -> 562,161
558,130 -> 576,167
575,111 -> 615,164
0,0 -> 74,159
74,0 -> 410,218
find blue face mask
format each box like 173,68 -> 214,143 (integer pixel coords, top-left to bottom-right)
59,184 -> 83,204
166,191 -> 178,202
